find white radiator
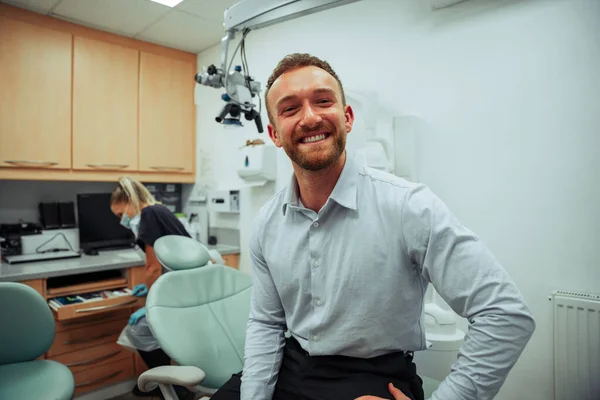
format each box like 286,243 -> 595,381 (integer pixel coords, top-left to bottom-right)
551,290 -> 600,400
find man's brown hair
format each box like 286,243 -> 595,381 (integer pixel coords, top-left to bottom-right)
264,53 -> 346,124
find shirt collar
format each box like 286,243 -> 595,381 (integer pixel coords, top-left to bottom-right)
282,153 -> 361,216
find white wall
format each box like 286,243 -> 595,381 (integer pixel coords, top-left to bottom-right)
193,0 -> 600,398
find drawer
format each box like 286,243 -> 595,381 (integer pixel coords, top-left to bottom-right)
74,357 -> 135,395
49,318 -> 126,357
222,253 -> 240,269
55,308 -> 132,332
51,295 -> 143,321
50,341 -> 132,373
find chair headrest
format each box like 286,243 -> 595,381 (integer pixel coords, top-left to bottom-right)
154,235 -> 211,271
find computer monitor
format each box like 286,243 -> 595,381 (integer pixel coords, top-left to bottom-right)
77,193 -> 135,253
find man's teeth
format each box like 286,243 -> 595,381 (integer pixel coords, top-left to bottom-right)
303,134 -> 326,143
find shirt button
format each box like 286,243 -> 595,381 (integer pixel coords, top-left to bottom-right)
313,260 -> 320,267
315,298 -> 322,306
312,334 -> 320,342
313,222 -> 319,228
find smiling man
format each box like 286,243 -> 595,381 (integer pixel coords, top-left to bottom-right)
210,53 -> 535,400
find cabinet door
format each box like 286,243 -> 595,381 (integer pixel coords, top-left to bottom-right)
73,37 -> 139,171
0,17 -> 71,169
139,52 -> 195,173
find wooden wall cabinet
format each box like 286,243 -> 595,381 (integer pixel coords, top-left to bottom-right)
0,16 -> 72,170
139,52 -> 195,174
0,4 -> 197,183
222,253 -> 240,270
73,36 -> 139,172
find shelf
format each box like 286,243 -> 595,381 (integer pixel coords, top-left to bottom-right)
46,277 -> 127,298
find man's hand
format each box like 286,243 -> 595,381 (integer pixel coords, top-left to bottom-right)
354,383 -> 410,400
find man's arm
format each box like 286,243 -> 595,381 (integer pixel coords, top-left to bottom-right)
401,184 -> 535,400
240,215 -> 287,400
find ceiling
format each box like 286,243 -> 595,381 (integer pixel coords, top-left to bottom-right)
0,0 -> 238,53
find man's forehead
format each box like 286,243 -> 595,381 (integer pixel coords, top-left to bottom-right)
269,66 -> 341,103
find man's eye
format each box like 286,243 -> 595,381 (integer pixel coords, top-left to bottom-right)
318,99 -> 332,104
283,107 -> 296,113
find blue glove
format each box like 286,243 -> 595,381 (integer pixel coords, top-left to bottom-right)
132,283 -> 148,297
128,307 -> 146,325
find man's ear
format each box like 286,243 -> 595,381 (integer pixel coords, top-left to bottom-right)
344,104 -> 355,133
268,123 -> 283,148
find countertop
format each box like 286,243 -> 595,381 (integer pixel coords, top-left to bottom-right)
0,244 -> 240,283
0,248 -> 146,283
207,244 -> 241,256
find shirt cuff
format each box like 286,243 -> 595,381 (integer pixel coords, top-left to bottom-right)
240,380 -> 274,400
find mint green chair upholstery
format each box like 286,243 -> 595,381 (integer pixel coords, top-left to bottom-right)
154,235 -> 211,271
138,236 -> 252,399
0,282 -> 75,400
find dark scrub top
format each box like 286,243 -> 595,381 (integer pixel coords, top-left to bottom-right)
136,204 -> 190,251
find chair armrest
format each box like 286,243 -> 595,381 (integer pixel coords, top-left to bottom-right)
138,365 -> 206,392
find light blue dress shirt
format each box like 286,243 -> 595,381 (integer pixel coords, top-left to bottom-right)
241,154 -> 535,400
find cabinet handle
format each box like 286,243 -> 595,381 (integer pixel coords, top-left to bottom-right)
150,166 -> 185,171
64,331 -> 121,345
75,370 -> 123,388
4,160 -> 58,167
75,298 -> 137,313
66,350 -> 121,367
86,163 -> 129,169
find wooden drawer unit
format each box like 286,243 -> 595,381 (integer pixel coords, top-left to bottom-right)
222,253 -> 240,270
50,341 -> 131,373
46,269 -> 145,322
46,275 -> 127,298
12,265 -> 148,395
49,318 -> 126,357
74,357 -> 135,395
51,294 -> 141,321
55,308 -> 132,332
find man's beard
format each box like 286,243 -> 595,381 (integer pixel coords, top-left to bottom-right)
283,123 -> 346,171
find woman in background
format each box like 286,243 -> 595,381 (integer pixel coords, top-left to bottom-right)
111,176 -> 192,399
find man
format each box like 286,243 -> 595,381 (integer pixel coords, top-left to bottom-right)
211,53 -> 535,400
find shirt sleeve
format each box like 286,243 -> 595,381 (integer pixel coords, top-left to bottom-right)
240,213 -> 287,400
138,208 -> 163,248
401,184 -> 535,400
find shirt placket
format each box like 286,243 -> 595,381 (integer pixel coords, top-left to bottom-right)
308,202 -> 336,353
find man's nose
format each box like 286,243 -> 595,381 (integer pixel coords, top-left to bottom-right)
299,104 -> 322,128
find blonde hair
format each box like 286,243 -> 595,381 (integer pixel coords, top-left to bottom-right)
111,176 -> 157,214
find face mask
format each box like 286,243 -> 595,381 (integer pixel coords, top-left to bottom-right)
120,208 -> 141,238
129,214 -> 141,238
120,213 -> 132,229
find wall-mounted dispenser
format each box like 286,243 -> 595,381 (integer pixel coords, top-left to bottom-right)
237,144 -> 277,183
208,190 -> 240,213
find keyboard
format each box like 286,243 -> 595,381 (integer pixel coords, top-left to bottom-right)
5,251 -> 81,264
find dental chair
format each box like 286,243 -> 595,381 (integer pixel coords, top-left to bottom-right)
137,235 -> 252,399
0,282 -> 75,400
139,235 -> 440,400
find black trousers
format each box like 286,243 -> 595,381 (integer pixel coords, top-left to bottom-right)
211,337 -> 424,400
